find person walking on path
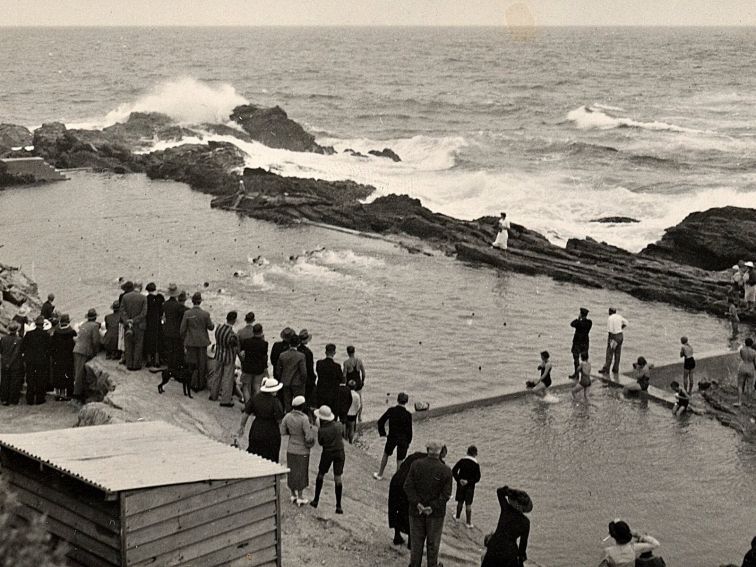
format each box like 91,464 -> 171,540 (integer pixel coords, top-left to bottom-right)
0,321 -> 24,405
160,284 -> 186,387
569,307 -> 592,378
451,445 -> 481,529
403,440 -> 453,567
572,351 -> 592,401
20,315 -> 51,405
276,334 -> 307,412
180,291 -> 214,391
239,319 -> 268,401
120,281 -> 147,371
298,329 -> 317,407
41,293 -> 55,320
143,282 -> 164,369
374,392 -> 413,480
599,307 -> 628,376
210,311 -> 239,407
310,405 -> 346,514
238,377 -> 285,462
600,520 -> 660,567
280,395 -> 316,506
316,343 -> 342,412
736,337 -> 756,408
50,313 -> 76,401
103,301 -> 121,360
481,486 -> 532,567
343,345 -> 366,420
679,336 -> 695,394
492,212 -> 511,251
72,308 -> 101,404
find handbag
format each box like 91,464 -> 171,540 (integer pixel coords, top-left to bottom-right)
304,424 -> 316,449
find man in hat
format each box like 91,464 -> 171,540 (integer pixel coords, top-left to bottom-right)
20,315 -> 51,405
180,292 -> 214,391
41,293 -> 56,320
50,313 -> 77,401
569,307 -> 592,378
238,317 -> 269,401
403,440 -> 453,567
310,405 -> 346,514
72,308 -> 101,403
271,327 -> 294,378
297,329 -> 317,407
316,343 -> 342,412
103,301 -> 121,360
13,305 -> 30,337
161,283 -> 186,381
211,311 -> 240,407
599,307 -> 628,375
0,321 -> 25,405
276,333 -> 307,412
120,280 -> 147,371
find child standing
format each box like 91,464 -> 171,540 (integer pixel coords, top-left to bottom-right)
345,380 -> 361,443
451,445 -> 481,529
679,336 -> 695,394
670,381 -> 690,415
572,351 -> 592,401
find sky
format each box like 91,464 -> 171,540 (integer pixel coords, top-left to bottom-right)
0,0 -> 755,27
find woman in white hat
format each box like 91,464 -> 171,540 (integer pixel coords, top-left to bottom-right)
280,395 -> 316,506
238,377 -> 284,463
309,405 -> 346,514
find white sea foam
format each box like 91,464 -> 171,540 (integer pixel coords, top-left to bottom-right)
307,248 -> 385,268
567,105 -> 703,134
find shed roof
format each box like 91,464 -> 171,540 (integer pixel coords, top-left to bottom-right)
0,421 -> 288,494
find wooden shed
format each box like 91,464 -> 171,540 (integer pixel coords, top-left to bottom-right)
0,421 -> 288,567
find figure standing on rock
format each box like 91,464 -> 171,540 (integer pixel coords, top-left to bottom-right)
492,212 -> 510,251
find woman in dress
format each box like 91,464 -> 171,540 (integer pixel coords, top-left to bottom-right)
280,395 -> 315,506
481,486 -> 532,567
50,314 -> 76,401
238,377 -> 284,462
492,212 -> 511,251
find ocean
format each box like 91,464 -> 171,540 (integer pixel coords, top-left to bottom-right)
1,26 -> 754,566
3,26 -> 756,251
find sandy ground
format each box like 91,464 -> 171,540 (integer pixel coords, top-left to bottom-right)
0,356 -> 496,567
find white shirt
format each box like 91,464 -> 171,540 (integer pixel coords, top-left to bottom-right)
607,313 -> 628,334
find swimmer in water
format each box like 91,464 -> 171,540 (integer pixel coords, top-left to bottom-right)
526,351 -> 552,397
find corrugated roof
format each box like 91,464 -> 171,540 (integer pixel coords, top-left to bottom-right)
0,421 -> 288,494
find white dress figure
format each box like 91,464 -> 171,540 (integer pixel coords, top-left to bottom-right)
492,213 -> 510,250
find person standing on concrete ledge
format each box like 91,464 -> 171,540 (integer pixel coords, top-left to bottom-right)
373,391 -> 413,480
569,307 -> 592,378
599,307 -> 628,375
403,440 -> 452,567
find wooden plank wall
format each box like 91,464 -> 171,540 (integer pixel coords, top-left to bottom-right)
122,476 -> 280,567
0,450 -> 122,567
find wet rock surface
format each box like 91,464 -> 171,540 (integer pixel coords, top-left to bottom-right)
230,104 -> 335,154
0,263 -> 41,334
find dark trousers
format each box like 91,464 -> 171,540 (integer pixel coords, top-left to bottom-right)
186,346 -> 208,391
571,342 -> 589,372
124,328 -> 145,370
409,514 -> 445,567
0,365 -> 24,404
164,336 -> 184,375
25,364 -> 47,404
603,332 -> 624,373
282,384 -> 305,413
73,353 -> 90,399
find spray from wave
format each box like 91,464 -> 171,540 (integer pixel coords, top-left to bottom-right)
567,105 -> 704,134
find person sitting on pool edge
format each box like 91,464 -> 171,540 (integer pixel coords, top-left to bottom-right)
526,350 -> 552,397
374,391 -> 413,480
670,381 -> 690,416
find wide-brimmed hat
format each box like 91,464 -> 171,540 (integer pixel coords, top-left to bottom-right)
260,378 -> 283,393
733,265 -> 741,271
505,487 -> 533,514
167,283 -> 179,297
280,327 -> 295,340
299,329 -> 311,343
86,308 -> 97,320
746,261 -> 754,268
292,395 -> 306,408
146,282 -> 157,292
315,405 -> 335,422
111,300 -> 120,310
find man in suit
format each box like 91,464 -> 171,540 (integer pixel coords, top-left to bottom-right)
20,315 -> 51,405
161,284 -> 187,381
316,343 -> 342,412
41,293 -> 55,320
298,329 -> 317,407
275,334 -> 307,412
120,280 -> 147,371
73,308 -> 101,403
180,292 -> 214,391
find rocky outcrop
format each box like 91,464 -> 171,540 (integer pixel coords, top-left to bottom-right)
230,104 -> 334,154
0,123 -> 32,152
0,263 -> 41,334
590,216 -> 639,223
368,148 -> 401,161
641,206 -> 756,270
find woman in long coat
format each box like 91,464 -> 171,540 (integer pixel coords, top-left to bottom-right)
143,282 -> 164,368
280,395 -> 315,505
50,314 -> 76,400
388,451 -> 426,547
481,486 -> 532,567
238,377 -> 285,463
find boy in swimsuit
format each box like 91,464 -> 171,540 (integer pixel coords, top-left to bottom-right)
670,381 -> 690,415
679,336 -> 695,394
